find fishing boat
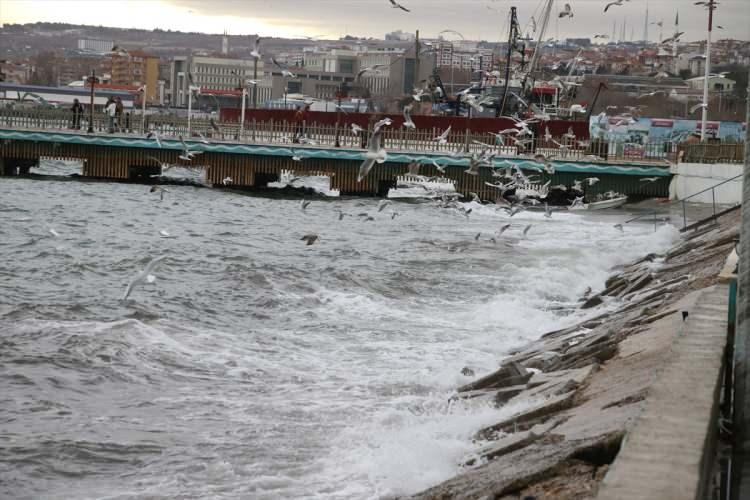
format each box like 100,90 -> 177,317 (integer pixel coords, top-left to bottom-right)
569,195 -> 628,211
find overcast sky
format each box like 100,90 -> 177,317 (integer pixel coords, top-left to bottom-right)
2,0 -> 749,42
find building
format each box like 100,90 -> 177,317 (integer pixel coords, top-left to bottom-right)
107,50 -> 160,103
169,55 -> 266,107
0,82 -> 135,109
687,75 -> 736,93
436,42 -> 493,72
0,60 -> 32,84
385,30 -> 415,42
77,39 -> 114,53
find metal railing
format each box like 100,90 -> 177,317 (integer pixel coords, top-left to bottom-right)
0,107 -> 729,167
625,172 -> 744,232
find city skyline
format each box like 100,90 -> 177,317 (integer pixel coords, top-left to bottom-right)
1,0 -> 749,43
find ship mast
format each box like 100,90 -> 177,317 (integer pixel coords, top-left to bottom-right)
523,0 -> 554,91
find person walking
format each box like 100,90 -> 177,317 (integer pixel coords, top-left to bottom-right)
105,97 -> 116,133
114,97 -> 124,132
70,98 -> 83,130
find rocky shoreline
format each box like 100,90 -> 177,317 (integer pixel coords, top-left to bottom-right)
408,209 -> 740,500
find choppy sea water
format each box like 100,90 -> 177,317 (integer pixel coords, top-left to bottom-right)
0,173 -> 679,500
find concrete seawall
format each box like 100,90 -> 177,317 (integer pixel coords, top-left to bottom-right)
410,210 -> 739,499
669,162 -> 743,204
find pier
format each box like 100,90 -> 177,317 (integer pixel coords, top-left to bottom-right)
0,108 -> 714,199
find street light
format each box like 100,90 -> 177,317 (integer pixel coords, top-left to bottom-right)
187,84 -> 200,136
696,0 -> 718,141
137,84 -> 146,133
86,69 -> 99,134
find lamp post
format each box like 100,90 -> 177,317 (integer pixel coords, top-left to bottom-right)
139,84 -> 146,133
187,85 -> 200,136
699,0 -> 717,141
239,87 -> 247,139
86,69 -> 98,134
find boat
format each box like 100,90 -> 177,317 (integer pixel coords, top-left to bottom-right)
569,195 -> 628,211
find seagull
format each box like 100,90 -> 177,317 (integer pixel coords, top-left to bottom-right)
559,3 -> 573,18
301,234 -> 320,245
402,103 -> 416,129
351,123 -> 364,134
661,32 -> 684,45
358,118 -> 391,182
48,228 -> 60,238
388,0 -> 410,12
291,149 -> 303,161
570,196 -> 586,208
222,177 -> 233,185
158,230 -> 175,238
300,199 -> 311,211
377,200 -> 392,212
406,161 -> 422,176
431,160 -> 446,174
640,177 -> 659,182
594,34 -> 610,39
150,185 -> 168,201
122,255 -> 167,301
469,192 -> 481,203
271,57 -> 296,78
356,64 -> 388,81
146,131 -> 162,148
604,0 -> 626,13
250,36 -> 261,59
523,224 -> 532,237
584,177 -> 600,186
432,126 -> 451,144
614,223 -> 624,232
197,132 -> 210,145
474,232 -> 481,241
498,223 -> 512,235
690,102 -> 708,114
178,135 -> 202,161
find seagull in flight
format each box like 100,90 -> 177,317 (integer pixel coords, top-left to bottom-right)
432,126 -> 451,144
301,234 -> 320,245
356,64 -> 388,81
431,160 -> 446,173
358,118 -> 391,182
351,123 -> 364,134
640,177 -> 659,182
690,102 -> 708,114
222,177 -> 233,185
146,131 -> 162,148
272,57 -> 296,78
402,103 -> 416,129
178,135 -> 202,161
604,0 -> 628,13
250,36 -> 261,59
559,3 -> 573,18
150,185 -> 168,201
388,0 -> 410,12
122,255 -> 167,301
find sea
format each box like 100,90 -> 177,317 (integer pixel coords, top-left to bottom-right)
0,166 -> 679,500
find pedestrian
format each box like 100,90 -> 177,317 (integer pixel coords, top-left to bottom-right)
105,97 -> 116,133
292,105 -> 304,143
115,97 -> 124,132
70,98 -> 83,129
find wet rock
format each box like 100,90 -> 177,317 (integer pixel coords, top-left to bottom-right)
458,362 -> 531,393
581,295 -> 603,309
